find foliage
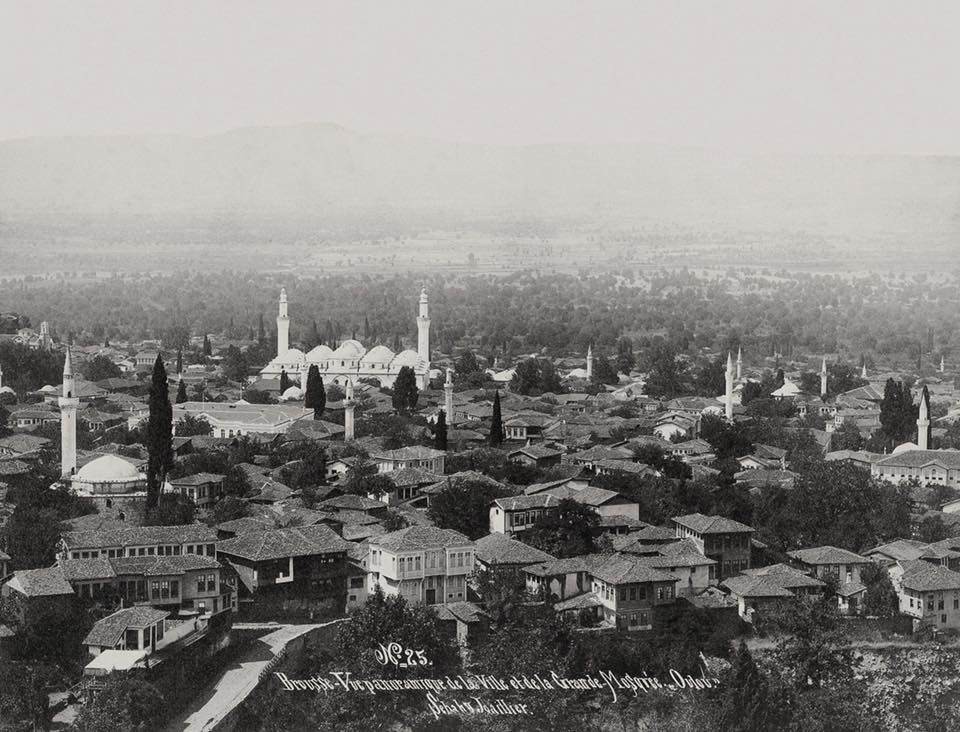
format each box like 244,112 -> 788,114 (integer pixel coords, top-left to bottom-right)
174,414 -> 212,436
84,354 -> 122,382
489,389 -> 504,447
75,674 -> 165,731
879,378 -> 919,447
860,562 -> 900,620
303,364 -> 325,419
145,354 -> 173,509
511,357 -> 564,395
392,365 -> 419,414
427,478 -> 512,539
524,498 -> 599,558
433,408 -> 448,450
143,492 -> 196,526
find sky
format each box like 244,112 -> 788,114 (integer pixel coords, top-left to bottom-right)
2,0 -> 959,154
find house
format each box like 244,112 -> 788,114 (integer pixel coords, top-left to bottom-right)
381,467 -> 443,504
737,444 -> 788,471
216,524 -> 353,613
318,493 -> 388,518
897,560 -> 960,632
566,445 -> 634,471
541,484 -> 641,523
653,412 -> 698,441
1,566 -> 75,628
502,414 -> 559,442
168,473 -> 225,509
59,524 -> 218,561
672,513 -> 754,580
370,446 -> 446,475
669,439 -> 715,463
788,546 -> 873,615
735,469 -> 799,492
367,526 -> 475,605
507,445 -> 564,468
434,601 -> 488,649
592,460 -> 656,479
614,537 -> 715,596
8,407 -> 60,430
82,606 -> 169,658
489,494 -> 561,536
0,433 -> 50,458
523,553 -> 678,631
871,449 -> 960,488
723,564 -> 825,621
419,471 -> 509,509
473,533 -> 555,574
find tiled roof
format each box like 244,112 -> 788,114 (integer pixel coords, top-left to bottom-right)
372,446 -> 446,461
493,494 -> 560,511
169,473 -> 225,486
508,445 -> 564,460
554,592 -> 604,612
900,560 -> 960,592
434,601 -> 487,624
865,539 -> 928,562
723,575 -> 796,598
60,557 -> 116,581
110,554 -> 221,576
789,546 -> 871,566
740,563 -> 824,588
319,494 -> 384,512
215,517 -> 275,535
61,524 -> 217,550
875,449 -> 960,469
590,554 -> 678,585
217,524 -> 351,561
386,467 -> 443,488
6,566 -> 74,597
474,533 -> 555,566
84,607 -> 169,647
672,513 -> 754,534
371,525 -> 472,552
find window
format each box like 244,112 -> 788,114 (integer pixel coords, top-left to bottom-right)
619,588 -> 627,601
630,587 -> 637,601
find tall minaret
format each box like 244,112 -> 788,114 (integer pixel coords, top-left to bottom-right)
861,362 -> 868,379
725,352 -> 734,422
344,379 -> 355,442
736,346 -> 742,381
820,357 -> 828,398
586,345 -> 594,380
416,288 -> 431,388
39,321 -> 51,350
59,347 -> 79,477
941,356 -> 946,373
918,385 -> 931,451
277,288 -> 290,358
444,367 -> 455,426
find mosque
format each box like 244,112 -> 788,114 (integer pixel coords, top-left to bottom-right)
259,287 -> 432,391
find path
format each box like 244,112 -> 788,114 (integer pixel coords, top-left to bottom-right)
164,620 -> 342,732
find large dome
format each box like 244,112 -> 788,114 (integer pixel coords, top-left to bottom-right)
332,340 -> 366,359
76,454 -> 142,483
306,344 -> 334,361
361,345 -> 395,365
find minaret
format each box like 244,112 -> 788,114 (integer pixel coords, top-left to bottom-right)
0,362 -> 3,391
861,362 -> 868,379
820,357 -> 828,398
725,352 -> 734,422
276,288 -> 290,358
416,288 -> 431,388
299,361 -> 309,391
343,379 -> 355,442
918,386 -> 930,451
59,347 -> 79,477
39,321 -> 51,350
444,367 -> 455,426
736,346 -> 742,381
586,345 -> 594,380
941,356 -> 946,373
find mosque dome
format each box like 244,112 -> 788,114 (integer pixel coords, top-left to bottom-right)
280,348 -> 306,363
306,345 -> 334,361
332,340 -> 366,359
361,345 -> 395,365
76,454 -> 142,483
280,386 -> 303,401
391,349 -> 422,368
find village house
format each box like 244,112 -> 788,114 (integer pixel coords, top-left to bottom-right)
502,413 -> 560,442
58,524 -> 218,561
473,533 -> 555,574
672,513 -> 754,580
168,473 -> 225,509
871,449 -> 960,488
507,444 -> 564,468
367,526 -> 475,605
723,563 -> 825,622
788,545 -> 873,615
371,445 -> 446,474
737,444 -> 788,471
897,559 -> 960,632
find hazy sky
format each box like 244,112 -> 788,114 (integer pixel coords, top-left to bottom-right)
2,0 -> 959,154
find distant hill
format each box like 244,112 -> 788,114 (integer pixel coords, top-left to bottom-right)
1,123 -> 959,246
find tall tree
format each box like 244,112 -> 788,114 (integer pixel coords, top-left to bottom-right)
175,379 -> 187,404
202,334 -> 212,356
719,642 -> 777,731
257,313 -> 265,345
279,368 -> 290,394
489,389 -> 504,447
303,365 -> 326,420
175,348 -> 183,375
434,409 -> 448,451
392,366 -> 419,414
145,354 -> 173,509
363,314 -> 371,339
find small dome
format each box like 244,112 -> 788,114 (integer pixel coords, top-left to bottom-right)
892,441 -> 920,455
281,386 -> 303,400
306,344 -> 334,361
0,386 -> 14,395
76,454 -> 142,483
332,340 -> 366,359
281,348 -> 306,362
39,385 -> 58,393
361,345 -> 395,365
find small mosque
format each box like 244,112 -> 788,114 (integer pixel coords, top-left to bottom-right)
59,349 -> 149,521
260,287 -> 433,390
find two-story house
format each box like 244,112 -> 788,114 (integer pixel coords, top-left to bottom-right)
371,446 -> 446,475
502,414 -> 560,443
672,513 -> 754,580
58,524 -> 219,561
788,545 -> 873,614
216,524 -> 353,613
367,526 -> 474,605
897,559 -> 960,631
168,473 -> 225,509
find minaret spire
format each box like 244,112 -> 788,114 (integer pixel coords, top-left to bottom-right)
725,351 -> 734,422
917,385 -> 930,450
344,378 -> 355,442
59,346 -> 79,477
277,287 -> 290,358
736,346 -> 742,381
416,287 -> 431,389
586,345 -> 594,380
444,367 -> 455,427
820,357 -> 828,398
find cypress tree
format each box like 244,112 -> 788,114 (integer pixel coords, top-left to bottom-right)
257,313 -> 265,345
203,334 -> 212,356
304,365 -> 326,420
146,354 -> 173,510
434,409 -> 448,451
719,641 -> 773,731
280,369 -> 291,394
392,366 -> 419,414
175,379 -> 188,404
176,348 -> 183,375
364,315 -> 371,339
489,390 -> 504,447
